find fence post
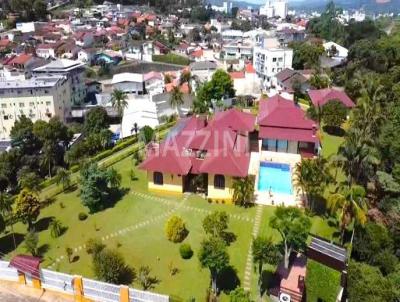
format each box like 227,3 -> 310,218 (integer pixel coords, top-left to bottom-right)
120,285 -> 129,302
17,271 -> 26,285
73,275 -> 84,302
32,276 -> 41,289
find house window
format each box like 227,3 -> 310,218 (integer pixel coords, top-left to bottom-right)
214,175 -> 225,189
272,57 -> 277,62
19,103 -> 24,108
153,172 -> 163,185
1,104 -> 6,108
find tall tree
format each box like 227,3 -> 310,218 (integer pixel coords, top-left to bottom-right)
111,89 -> 128,138
198,237 -> 230,294
252,236 -> 281,297
327,185 -> 367,243
270,207 -> 311,269
84,107 -> 110,134
169,86 -> 184,115
232,176 -> 255,206
14,189 -> 41,231
55,168 -> 71,191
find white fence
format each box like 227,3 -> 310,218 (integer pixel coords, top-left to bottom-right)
129,288 -> 169,302
0,260 -> 169,302
0,260 -> 18,281
83,277 -> 121,302
41,269 -> 74,294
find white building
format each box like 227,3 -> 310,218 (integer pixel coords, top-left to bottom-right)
253,39 -> 293,88
323,41 -> 348,65
33,59 -> 86,105
222,30 -> 244,41
111,73 -> 145,95
259,0 -> 288,19
0,76 -> 71,139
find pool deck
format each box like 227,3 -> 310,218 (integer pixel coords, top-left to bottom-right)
250,150 -> 304,207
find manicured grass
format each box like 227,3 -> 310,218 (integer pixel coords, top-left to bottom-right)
305,259 -> 341,302
152,53 -> 190,66
2,155 -> 337,301
320,129 -> 344,159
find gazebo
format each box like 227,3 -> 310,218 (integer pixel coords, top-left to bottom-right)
9,254 -> 41,288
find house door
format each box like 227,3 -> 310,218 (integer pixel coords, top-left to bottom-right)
25,273 -> 33,286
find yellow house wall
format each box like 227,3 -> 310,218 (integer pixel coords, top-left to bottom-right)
207,174 -> 234,204
147,172 -> 183,195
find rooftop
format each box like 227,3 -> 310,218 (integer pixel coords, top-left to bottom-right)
33,59 -> 85,72
0,75 -> 65,89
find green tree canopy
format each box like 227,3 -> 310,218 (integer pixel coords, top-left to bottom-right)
84,107 -> 110,134
15,189 -> 40,230
270,207 -> 311,269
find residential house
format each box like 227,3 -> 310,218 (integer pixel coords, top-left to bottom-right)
78,48 -> 97,63
139,108 -> 256,202
273,68 -> 309,99
36,44 -> 57,59
190,61 -> 217,82
258,95 -> 319,157
308,88 -> 355,108
222,41 -> 253,60
74,31 -> 95,48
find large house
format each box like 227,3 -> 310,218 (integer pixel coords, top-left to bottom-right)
258,95 -> 319,157
308,88 -> 355,108
139,109 -> 256,202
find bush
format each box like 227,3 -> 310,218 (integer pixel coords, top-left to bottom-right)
179,244 -> 193,259
86,238 -> 106,255
165,215 -> 189,243
152,53 -> 190,66
78,212 -> 88,221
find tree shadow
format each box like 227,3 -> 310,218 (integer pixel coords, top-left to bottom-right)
60,226 -> 69,237
260,270 -> 275,296
0,233 -> 25,254
34,217 -> 54,232
41,197 -> 56,207
64,184 -> 78,193
322,125 -> 345,137
119,266 -> 137,285
72,255 -> 80,263
221,232 -> 237,246
104,188 -> 130,209
37,244 -> 50,257
217,265 -> 240,294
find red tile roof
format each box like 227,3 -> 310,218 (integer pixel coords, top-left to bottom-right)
9,255 -> 41,278
210,108 -> 255,132
8,54 -> 33,66
258,95 -> 318,143
140,115 -> 251,177
229,71 -> 245,79
258,95 -> 316,129
190,49 -> 203,58
308,88 -> 355,108
245,63 -> 255,73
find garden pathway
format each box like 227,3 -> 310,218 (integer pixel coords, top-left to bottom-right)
243,205 -> 264,291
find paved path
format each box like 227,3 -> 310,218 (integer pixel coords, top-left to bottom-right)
243,205 -> 264,291
0,281 -> 73,302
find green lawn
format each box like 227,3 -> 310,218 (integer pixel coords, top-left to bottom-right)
305,259 -> 341,302
1,154 -> 337,301
320,129 -> 344,159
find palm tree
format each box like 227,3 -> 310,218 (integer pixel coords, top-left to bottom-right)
55,168 -> 71,191
327,185 -> 367,244
111,89 -> 128,138
335,129 -> 379,186
170,86 -> 184,115
232,176 -> 255,207
179,71 -> 194,93
293,158 -> 331,210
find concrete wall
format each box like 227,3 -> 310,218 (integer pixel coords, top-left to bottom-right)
147,172 -> 183,195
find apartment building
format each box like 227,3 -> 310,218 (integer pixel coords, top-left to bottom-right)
33,59 -> 86,105
0,76 -> 71,139
253,41 -> 293,88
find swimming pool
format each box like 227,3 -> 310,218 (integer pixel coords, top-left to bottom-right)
258,161 -> 293,194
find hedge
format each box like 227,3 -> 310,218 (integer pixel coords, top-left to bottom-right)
152,53 -> 190,66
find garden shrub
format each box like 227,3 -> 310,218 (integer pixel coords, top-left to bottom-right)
78,212 -> 88,221
179,244 -> 193,259
165,215 -> 189,243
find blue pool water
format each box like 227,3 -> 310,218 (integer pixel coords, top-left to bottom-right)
258,162 -> 292,194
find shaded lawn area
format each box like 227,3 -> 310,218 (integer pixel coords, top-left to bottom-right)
2,155 -> 337,301
305,259 -> 341,302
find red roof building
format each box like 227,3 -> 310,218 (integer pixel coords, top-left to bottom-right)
258,95 -> 319,157
140,109 -> 255,199
308,88 -> 355,108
